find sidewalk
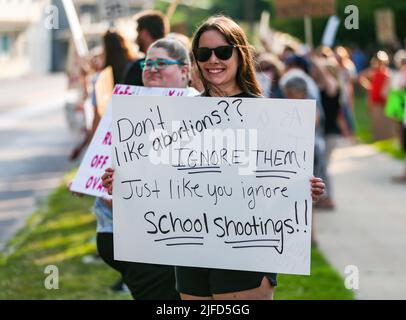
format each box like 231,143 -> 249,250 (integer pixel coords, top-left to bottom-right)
315,142 -> 406,299
0,73 -> 67,112
0,73 -> 74,252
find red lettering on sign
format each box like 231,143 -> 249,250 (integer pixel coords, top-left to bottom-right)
90,155 -> 109,169
102,131 -> 112,145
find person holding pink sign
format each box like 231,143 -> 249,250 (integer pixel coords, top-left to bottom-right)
96,37 -> 194,300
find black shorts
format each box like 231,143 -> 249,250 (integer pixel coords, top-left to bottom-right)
402,124 -> 406,151
97,232 -> 180,300
175,266 -> 277,296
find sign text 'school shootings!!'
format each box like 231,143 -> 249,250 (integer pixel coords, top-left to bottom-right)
112,94 -> 316,276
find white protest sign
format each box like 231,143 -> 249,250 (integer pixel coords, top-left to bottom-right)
321,15 -> 340,48
99,0 -> 129,22
112,95 -> 316,275
70,84 -> 199,198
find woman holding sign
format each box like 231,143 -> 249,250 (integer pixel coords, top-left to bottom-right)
174,16 -> 325,300
99,37 -> 194,300
103,17 -> 325,300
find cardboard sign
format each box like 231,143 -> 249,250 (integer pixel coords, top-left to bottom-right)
70,85 -> 199,198
375,9 -> 397,45
275,0 -> 336,19
95,66 -> 115,116
99,0 -> 129,21
112,95 -> 316,275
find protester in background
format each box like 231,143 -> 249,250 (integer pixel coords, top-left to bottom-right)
100,38 -> 193,300
335,46 -> 357,135
282,76 -> 324,245
280,54 -> 321,103
69,30 -> 134,161
68,30 -> 135,293
255,52 -> 284,98
280,45 -> 297,63
386,49 -> 406,183
123,10 -> 170,86
311,49 -> 354,210
359,50 -> 396,141
103,30 -> 136,85
65,41 -> 90,162
279,55 -> 330,210
351,45 -> 367,73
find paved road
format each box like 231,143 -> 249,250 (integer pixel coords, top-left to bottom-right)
315,142 -> 406,300
0,74 -> 75,251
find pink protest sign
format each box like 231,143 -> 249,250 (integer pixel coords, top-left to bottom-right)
70,84 -> 198,198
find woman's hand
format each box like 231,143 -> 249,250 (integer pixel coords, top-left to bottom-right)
102,167 -> 115,195
310,177 -> 325,202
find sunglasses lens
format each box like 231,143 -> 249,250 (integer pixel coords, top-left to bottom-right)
195,46 -> 234,62
195,48 -> 211,62
215,46 -> 234,60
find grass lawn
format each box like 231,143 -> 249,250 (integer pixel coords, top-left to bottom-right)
0,173 -> 354,300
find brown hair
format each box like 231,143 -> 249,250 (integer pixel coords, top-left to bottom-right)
134,10 -> 169,40
191,16 -> 262,97
103,30 -> 134,84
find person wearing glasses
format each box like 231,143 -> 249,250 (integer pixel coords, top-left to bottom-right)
100,38 -> 195,300
174,15 -> 325,300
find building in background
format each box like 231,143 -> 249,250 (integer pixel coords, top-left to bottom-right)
0,0 -> 51,78
0,0 -> 154,78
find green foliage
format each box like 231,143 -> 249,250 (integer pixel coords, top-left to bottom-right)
277,248 -> 354,300
155,0 -> 406,49
268,0 -> 406,50
353,90 -> 405,159
374,139 -> 406,160
0,174 -> 131,300
354,92 -> 373,143
155,0 -> 212,36
209,0 -> 272,22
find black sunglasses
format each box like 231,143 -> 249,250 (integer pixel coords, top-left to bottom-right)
193,45 -> 236,62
